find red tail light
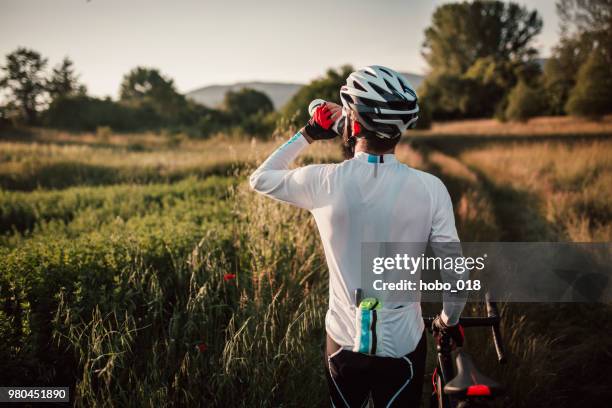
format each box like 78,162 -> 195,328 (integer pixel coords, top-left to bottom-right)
466,384 -> 491,396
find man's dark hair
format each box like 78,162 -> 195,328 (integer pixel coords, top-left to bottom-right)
341,120 -> 402,159
362,131 -> 401,154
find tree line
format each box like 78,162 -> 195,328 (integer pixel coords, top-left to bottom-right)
418,0 -> 611,123
284,0 -> 611,125
0,52 -> 276,137
1,0 -> 610,135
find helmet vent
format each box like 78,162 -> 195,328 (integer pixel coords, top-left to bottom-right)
360,97 -> 378,108
383,79 -> 401,96
353,81 -> 366,91
369,83 -> 388,97
379,67 -> 393,77
341,93 -> 354,104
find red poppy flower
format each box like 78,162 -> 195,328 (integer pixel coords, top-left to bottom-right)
195,343 -> 207,353
223,273 -> 236,281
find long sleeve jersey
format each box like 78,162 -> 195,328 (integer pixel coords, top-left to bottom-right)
250,132 -> 467,357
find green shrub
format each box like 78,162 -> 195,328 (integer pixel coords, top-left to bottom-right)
43,95 -> 159,131
420,74 -> 503,120
0,177 -> 231,235
0,174 -> 330,405
222,88 -> 273,119
566,47 -> 612,118
504,80 -> 549,122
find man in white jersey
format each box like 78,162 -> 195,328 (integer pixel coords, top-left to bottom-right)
250,66 -> 466,407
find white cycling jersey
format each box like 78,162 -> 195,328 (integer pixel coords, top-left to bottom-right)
250,132 -> 467,357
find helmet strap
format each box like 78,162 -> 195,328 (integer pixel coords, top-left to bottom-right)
341,110 -> 356,159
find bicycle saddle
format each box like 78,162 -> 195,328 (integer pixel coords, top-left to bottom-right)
444,350 -> 504,397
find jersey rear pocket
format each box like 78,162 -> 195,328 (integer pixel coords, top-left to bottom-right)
352,304 -> 421,357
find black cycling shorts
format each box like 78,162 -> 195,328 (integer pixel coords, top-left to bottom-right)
324,330 -> 426,408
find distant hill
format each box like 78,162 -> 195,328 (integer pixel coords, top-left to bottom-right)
186,82 -> 302,109
186,72 -> 424,110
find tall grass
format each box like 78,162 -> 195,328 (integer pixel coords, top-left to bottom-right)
0,170 -> 332,406
461,140 -> 612,241
1,127 -> 610,406
408,139 -> 612,407
0,130 -> 341,190
0,176 -> 231,238
56,180 -> 330,406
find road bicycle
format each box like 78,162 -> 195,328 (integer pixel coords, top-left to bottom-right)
423,295 -> 506,408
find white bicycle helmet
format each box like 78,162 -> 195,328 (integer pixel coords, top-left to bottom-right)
340,65 -> 419,139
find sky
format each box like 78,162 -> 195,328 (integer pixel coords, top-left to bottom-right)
0,0 -> 560,99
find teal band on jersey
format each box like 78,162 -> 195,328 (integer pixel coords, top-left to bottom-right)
358,309 -> 372,354
280,132 -> 303,149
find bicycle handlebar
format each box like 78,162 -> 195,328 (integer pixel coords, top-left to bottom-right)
424,294 -> 506,364
423,316 -> 499,327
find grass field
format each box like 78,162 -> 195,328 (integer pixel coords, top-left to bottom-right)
1,117 -> 611,407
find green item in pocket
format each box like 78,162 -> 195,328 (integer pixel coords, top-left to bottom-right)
359,297 -> 382,310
